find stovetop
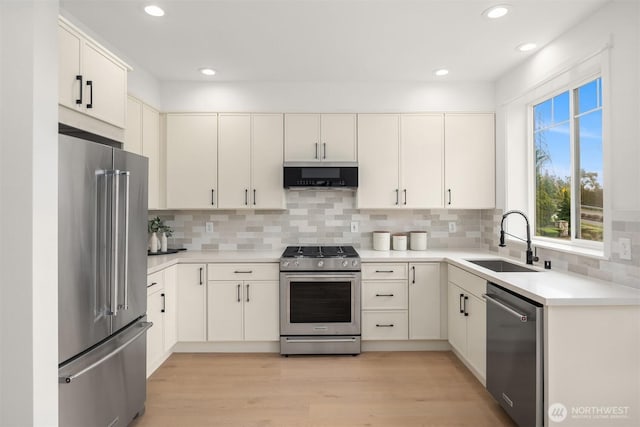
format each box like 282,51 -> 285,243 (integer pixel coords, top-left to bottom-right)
280,245 -> 360,272
281,245 -> 359,259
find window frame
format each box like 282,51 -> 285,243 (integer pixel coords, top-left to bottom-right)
527,73 -> 606,254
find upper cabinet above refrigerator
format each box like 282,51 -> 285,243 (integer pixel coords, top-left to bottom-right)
285,114 -> 357,162
58,17 -> 131,142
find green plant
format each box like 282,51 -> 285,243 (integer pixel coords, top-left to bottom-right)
148,216 -> 162,233
160,223 -> 173,238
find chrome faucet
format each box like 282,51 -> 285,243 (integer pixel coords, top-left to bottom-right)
499,210 -> 539,265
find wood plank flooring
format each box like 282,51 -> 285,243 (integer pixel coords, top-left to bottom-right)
132,351 -> 515,427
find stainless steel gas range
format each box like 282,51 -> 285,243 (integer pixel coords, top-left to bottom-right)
279,246 -> 361,355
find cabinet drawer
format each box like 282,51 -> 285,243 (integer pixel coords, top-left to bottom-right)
448,265 -> 486,299
362,281 -> 408,310
362,263 -> 408,280
147,270 -> 164,290
362,311 -> 408,340
208,263 -> 279,281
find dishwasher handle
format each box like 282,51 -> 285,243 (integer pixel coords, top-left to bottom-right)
483,294 -> 528,322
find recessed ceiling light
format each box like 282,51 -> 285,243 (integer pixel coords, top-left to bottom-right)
483,5 -> 510,19
517,42 -> 537,52
199,68 -> 216,76
144,5 -> 165,17
434,68 -> 449,77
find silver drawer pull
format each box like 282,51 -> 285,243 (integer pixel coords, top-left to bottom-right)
234,270 -> 253,274
375,270 -> 394,273
375,293 -> 394,297
375,324 -> 394,327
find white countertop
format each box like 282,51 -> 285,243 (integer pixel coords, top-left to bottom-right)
148,248 -> 640,307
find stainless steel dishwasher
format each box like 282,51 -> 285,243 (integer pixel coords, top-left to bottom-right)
485,282 -> 543,427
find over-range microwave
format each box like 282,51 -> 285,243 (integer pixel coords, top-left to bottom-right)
283,162 -> 358,188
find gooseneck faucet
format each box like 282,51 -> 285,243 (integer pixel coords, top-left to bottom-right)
499,210 -> 539,265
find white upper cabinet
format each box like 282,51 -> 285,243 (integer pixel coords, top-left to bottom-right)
358,114 -> 443,209
357,114 -> 400,208
218,114 -> 284,209
285,114 -> 356,162
444,113 -> 495,209
125,96 -> 162,209
166,114 -> 218,209
58,18 -> 129,131
400,114 -> 444,209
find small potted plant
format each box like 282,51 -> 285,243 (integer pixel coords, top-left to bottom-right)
159,223 -> 173,252
147,217 -> 162,253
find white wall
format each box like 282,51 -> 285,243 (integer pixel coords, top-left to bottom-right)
160,80 -> 495,113
0,0 -> 59,425
496,0 -> 640,218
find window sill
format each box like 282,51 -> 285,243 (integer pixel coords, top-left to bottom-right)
531,238 -> 606,260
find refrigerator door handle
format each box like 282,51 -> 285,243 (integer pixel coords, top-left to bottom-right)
59,321 -> 152,384
120,170 -> 130,311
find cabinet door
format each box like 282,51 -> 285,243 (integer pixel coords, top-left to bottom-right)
409,263 -> 441,340
166,114 -> 218,209
218,114 -> 251,209
146,287 -> 164,377
357,114 -> 400,209
177,264 -> 207,342
251,114 -> 285,209
444,114 -> 495,208
142,104 -> 161,209
401,114 -> 444,208
321,114 -> 357,161
207,282 -> 244,341
284,114 -> 321,161
82,41 -> 127,128
466,294 -> 486,380
447,282 -> 467,355
124,97 -> 142,154
58,25 -> 82,110
163,265 -> 178,352
243,281 -> 279,341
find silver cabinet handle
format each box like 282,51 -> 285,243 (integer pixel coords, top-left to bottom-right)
412,266 -> 416,284
234,270 -> 253,274
395,189 -> 399,205
483,294 -> 528,322
199,267 -> 203,285
246,284 -> 250,302
375,293 -> 394,297
236,284 -> 241,302
323,142 -> 327,159
60,321 -> 152,384
375,270 -> 394,273
376,324 -> 394,327
244,189 -> 248,205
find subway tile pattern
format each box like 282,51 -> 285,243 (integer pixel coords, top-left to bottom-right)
481,209 -> 640,289
151,190 -> 483,252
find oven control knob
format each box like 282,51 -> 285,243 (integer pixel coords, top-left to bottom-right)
282,261 -> 290,267
352,260 -> 358,267
294,260 -> 300,267
317,260 -> 324,268
342,260 -> 349,267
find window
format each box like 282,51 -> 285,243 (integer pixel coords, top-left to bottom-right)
533,77 -> 603,244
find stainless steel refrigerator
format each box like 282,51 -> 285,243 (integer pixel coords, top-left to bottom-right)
57,133 -> 151,427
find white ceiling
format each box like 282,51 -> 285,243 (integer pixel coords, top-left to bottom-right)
60,0 -> 609,83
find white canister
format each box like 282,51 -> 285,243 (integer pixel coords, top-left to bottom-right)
410,231 -> 427,251
373,231 -> 391,251
392,234 -> 407,251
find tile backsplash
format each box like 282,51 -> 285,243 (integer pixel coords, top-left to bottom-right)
482,209 -> 640,289
152,190 -> 482,251
150,191 -> 639,289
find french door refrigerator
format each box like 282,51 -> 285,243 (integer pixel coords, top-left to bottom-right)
57,133 -> 151,427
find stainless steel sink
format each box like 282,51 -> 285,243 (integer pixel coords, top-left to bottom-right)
465,259 -> 538,273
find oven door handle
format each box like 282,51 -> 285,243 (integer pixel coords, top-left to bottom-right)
283,274 -> 358,280
284,338 -> 358,343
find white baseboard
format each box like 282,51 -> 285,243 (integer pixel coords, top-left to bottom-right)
362,340 -> 451,352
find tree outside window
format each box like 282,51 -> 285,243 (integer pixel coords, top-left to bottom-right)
533,77 -> 603,243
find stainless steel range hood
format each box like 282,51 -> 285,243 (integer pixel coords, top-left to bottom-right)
283,161 -> 358,188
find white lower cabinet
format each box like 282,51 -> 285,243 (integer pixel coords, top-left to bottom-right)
163,265 -> 178,352
409,263 -> 442,340
207,263 -> 279,342
447,265 -> 486,382
362,263 -> 409,340
177,264 -> 207,342
146,266 -> 178,377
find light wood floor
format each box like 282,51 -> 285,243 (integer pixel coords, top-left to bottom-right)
132,351 -> 516,427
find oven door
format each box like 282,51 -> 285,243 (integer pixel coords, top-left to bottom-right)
280,272 -> 361,336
